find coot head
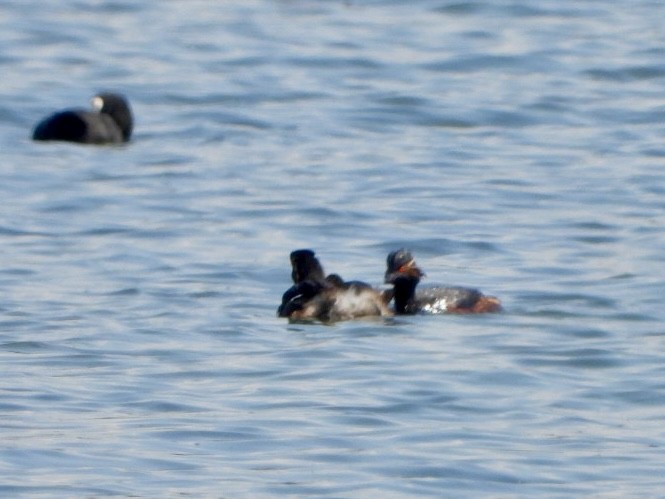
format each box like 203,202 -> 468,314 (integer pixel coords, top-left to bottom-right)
92,92 -> 133,141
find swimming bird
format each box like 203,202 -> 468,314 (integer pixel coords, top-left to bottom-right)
32,92 -> 133,144
289,249 -> 325,284
384,249 -> 501,314
278,249 -> 392,322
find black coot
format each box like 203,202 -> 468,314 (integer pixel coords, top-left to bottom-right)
32,93 -> 133,144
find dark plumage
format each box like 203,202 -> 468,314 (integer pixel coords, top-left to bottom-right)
384,249 -> 501,314
32,93 -> 133,144
289,249 -> 325,284
278,249 -> 392,322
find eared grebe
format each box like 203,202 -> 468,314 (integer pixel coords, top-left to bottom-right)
289,249 -> 325,284
384,249 -> 501,314
33,93 -> 133,144
278,249 -> 392,322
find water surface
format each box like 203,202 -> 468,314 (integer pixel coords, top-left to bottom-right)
1,0 -> 665,496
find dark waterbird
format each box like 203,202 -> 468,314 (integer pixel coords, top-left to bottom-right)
384,249 -> 501,314
32,92 -> 133,144
278,249 -> 392,322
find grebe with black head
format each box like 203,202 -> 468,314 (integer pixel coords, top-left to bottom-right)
278,249 -> 391,322
384,249 -> 501,314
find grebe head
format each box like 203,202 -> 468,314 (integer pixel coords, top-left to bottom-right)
290,249 -> 325,284
385,248 -> 424,284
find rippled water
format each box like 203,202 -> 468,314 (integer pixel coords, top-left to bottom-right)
1,0 -> 665,496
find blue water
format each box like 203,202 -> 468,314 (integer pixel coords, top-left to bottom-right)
1,0 -> 665,496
